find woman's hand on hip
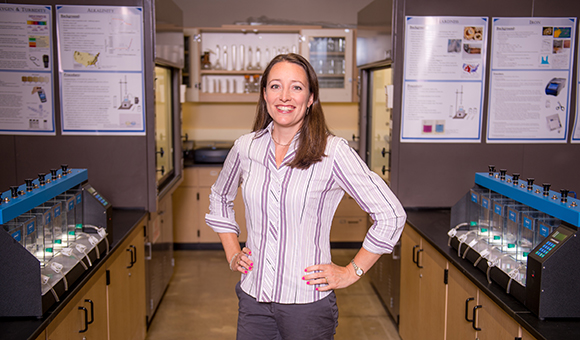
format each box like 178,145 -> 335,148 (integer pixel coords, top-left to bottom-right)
302,262 -> 359,292
230,247 -> 253,274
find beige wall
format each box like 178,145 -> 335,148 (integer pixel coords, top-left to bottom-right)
182,102 -> 359,144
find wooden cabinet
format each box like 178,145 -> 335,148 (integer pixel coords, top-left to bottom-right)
330,194 -> 370,242
47,267 -> 108,340
401,225 -> 537,340
183,26 -> 356,103
47,217 -> 147,340
399,226 -> 447,340
173,167 -> 246,244
107,224 -> 146,340
447,264 -> 520,340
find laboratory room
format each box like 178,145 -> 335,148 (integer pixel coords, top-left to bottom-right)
1,0 -> 580,339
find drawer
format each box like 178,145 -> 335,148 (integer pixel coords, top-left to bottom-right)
198,167 -> 222,187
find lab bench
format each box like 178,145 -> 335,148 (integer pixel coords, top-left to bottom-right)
0,208 -> 148,340
399,208 -> 579,340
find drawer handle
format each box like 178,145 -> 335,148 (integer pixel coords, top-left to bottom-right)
78,306 -> 89,333
416,249 -> 424,268
85,299 -> 94,325
472,305 -> 482,331
412,245 -> 419,264
127,247 -> 135,268
465,297 -> 475,322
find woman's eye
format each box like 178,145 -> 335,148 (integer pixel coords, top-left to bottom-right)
270,84 -> 280,90
293,85 -> 302,91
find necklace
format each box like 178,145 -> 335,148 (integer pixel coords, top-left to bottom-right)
271,127 -> 294,147
272,134 -> 292,147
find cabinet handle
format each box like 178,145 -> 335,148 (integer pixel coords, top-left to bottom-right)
465,297 -> 475,322
85,299 -> 94,325
145,242 -> 152,260
416,249 -> 424,268
472,305 -> 482,331
392,242 -> 400,260
127,247 -> 134,268
412,245 -> 419,264
78,306 -> 89,333
130,245 -> 137,264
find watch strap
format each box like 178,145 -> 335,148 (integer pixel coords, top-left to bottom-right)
351,260 -> 364,277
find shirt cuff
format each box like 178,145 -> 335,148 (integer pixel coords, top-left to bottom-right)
205,214 -> 240,236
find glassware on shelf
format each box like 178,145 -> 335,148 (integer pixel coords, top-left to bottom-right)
213,45 -> 222,70
265,48 -> 270,65
244,75 -> 251,93
327,38 -> 335,52
239,44 -> 245,71
223,45 -> 229,71
255,47 -> 261,70
246,47 -> 253,70
252,75 -> 260,93
231,45 -> 237,71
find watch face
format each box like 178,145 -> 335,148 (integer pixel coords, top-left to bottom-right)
356,268 -> 363,276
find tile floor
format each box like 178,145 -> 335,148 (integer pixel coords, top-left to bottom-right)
146,249 -> 401,340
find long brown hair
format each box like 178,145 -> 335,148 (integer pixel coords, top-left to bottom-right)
252,53 -> 331,169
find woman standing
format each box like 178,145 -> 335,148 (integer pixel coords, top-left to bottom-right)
205,53 -> 406,339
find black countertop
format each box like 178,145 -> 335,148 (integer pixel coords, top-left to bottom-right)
0,208 -> 148,340
405,208 -> 580,340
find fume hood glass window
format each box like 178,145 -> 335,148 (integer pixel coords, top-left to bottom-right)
308,36 -> 346,89
154,65 -> 174,188
368,67 -> 392,184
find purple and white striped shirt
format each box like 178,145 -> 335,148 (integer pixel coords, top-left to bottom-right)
205,123 -> 406,304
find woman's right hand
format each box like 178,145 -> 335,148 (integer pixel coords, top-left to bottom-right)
230,247 -> 253,274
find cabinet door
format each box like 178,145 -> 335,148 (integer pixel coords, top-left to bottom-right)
108,225 -> 147,340
47,267 -> 107,339
173,186 -> 200,243
399,228 -> 422,340
447,264 -> 478,340
475,292 -> 520,340
301,29 -> 354,102
198,187 -> 222,243
418,240 -> 447,340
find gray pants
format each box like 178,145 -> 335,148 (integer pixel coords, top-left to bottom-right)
235,282 -> 339,340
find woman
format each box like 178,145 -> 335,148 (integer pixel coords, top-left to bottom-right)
205,53 -> 406,339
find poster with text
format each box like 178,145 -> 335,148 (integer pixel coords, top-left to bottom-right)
487,17 -> 576,143
0,4 -> 55,135
401,16 -> 488,143
56,5 -> 145,135
573,40 -> 580,143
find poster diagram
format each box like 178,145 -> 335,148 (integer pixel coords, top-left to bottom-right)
56,5 -> 145,135
401,16 -> 488,143
487,17 -> 576,143
0,4 -> 55,135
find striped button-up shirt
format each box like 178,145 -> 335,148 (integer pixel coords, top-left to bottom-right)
205,123 -> 406,304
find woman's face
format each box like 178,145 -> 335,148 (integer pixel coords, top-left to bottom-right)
264,61 -> 314,132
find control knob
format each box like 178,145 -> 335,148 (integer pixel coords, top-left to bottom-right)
542,183 -> 551,197
560,189 -> 569,203
527,178 -> 534,191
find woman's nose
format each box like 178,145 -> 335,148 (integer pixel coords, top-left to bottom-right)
280,87 -> 291,101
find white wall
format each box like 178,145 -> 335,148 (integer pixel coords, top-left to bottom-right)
172,0 -> 374,28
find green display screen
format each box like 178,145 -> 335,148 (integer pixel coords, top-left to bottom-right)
553,231 -> 567,242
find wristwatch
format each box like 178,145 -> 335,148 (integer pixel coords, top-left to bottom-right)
351,260 -> 365,277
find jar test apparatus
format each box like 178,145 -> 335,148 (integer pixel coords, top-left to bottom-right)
0,167 -> 112,317
449,166 -> 580,319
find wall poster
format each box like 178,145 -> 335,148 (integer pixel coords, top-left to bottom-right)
0,4 -> 55,135
401,16 -> 488,143
56,5 -> 145,135
487,17 -> 576,143
573,40 -> 580,143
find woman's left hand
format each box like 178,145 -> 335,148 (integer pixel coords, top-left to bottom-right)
302,263 -> 359,292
